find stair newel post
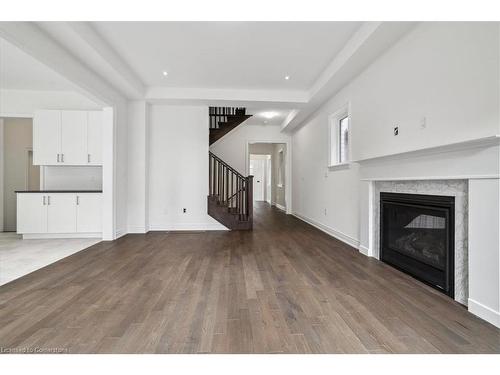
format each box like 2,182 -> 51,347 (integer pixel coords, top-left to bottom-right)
246,176 -> 253,223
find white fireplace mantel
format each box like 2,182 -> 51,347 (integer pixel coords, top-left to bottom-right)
357,138 -> 500,328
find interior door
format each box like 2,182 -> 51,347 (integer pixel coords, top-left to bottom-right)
76,194 -> 102,233
250,158 -> 265,201
17,193 -> 47,233
47,194 -> 77,233
33,110 -> 61,165
61,111 -> 87,165
87,111 -> 103,165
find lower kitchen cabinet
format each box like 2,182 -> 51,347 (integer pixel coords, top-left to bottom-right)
76,194 -> 102,233
16,192 -> 102,238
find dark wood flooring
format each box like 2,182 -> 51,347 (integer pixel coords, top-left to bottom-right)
1,202 -> 499,353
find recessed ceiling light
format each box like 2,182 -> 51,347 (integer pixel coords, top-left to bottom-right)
162,71 -> 168,76
262,111 -> 278,119
285,75 -> 290,80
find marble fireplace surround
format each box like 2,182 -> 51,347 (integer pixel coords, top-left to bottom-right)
372,179 -> 468,305
356,137 -> 500,327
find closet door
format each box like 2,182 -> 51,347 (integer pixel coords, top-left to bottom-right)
61,111 -> 87,165
33,110 -> 61,165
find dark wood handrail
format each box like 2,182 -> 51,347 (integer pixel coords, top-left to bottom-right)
209,152 -> 253,222
209,152 -> 245,179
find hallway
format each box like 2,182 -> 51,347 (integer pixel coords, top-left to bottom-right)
0,202 -> 499,353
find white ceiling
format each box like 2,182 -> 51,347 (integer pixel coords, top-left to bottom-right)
92,21 -> 361,90
0,37 -> 76,91
245,107 -> 292,126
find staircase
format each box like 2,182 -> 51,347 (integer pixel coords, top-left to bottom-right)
208,152 -> 253,230
209,107 -> 252,145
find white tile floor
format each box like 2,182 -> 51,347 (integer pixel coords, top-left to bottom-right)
0,233 -> 100,285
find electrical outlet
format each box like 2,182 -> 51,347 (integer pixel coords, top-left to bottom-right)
394,126 -> 399,136
183,208 -> 187,213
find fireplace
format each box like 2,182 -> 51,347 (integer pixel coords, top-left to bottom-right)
380,192 -> 455,297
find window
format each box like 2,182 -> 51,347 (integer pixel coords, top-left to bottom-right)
338,116 -> 349,164
329,105 -> 350,167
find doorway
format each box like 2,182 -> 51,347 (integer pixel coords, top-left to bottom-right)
248,142 -> 287,211
0,117 -> 40,232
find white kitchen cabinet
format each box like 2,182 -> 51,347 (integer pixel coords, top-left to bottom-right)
61,111 -> 88,165
16,193 -> 47,234
17,192 -> 102,238
87,111 -> 103,165
33,110 -> 61,165
76,193 -> 102,233
33,110 -> 102,166
47,194 -> 77,233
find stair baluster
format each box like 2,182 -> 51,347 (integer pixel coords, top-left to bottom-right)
208,152 -> 253,229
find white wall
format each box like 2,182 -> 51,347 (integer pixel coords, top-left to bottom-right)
0,89 -> 102,117
148,105 -> 226,230
127,100 -> 150,233
292,22 -> 500,245
114,100 -> 129,237
42,166 -> 102,190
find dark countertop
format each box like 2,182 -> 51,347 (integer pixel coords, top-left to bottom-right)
16,190 -> 103,193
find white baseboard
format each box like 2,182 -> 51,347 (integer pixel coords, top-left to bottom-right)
22,233 -> 101,240
292,212 -> 360,249
114,228 -> 127,239
468,298 -> 500,328
148,222 -> 229,231
127,226 -> 148,234
358,244 -> 370,256
272,202 -> 286,212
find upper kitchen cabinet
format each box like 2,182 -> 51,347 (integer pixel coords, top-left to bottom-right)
33,110 -> 102,166
33,110 -> 61,165
61,111 -> 88,165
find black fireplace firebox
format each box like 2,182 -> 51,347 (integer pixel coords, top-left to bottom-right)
380,192 -> 454,298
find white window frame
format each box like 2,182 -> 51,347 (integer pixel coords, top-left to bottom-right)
328,103 -> 351,169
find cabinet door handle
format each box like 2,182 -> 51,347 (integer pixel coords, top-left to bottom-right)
47,196 -> 50,205
76,196 -> 80,205
57,154 -> 60,163
43,196 -> 46,205
88,154 -> 91,163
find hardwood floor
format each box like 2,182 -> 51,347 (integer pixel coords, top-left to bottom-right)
0,202 -> 499,353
